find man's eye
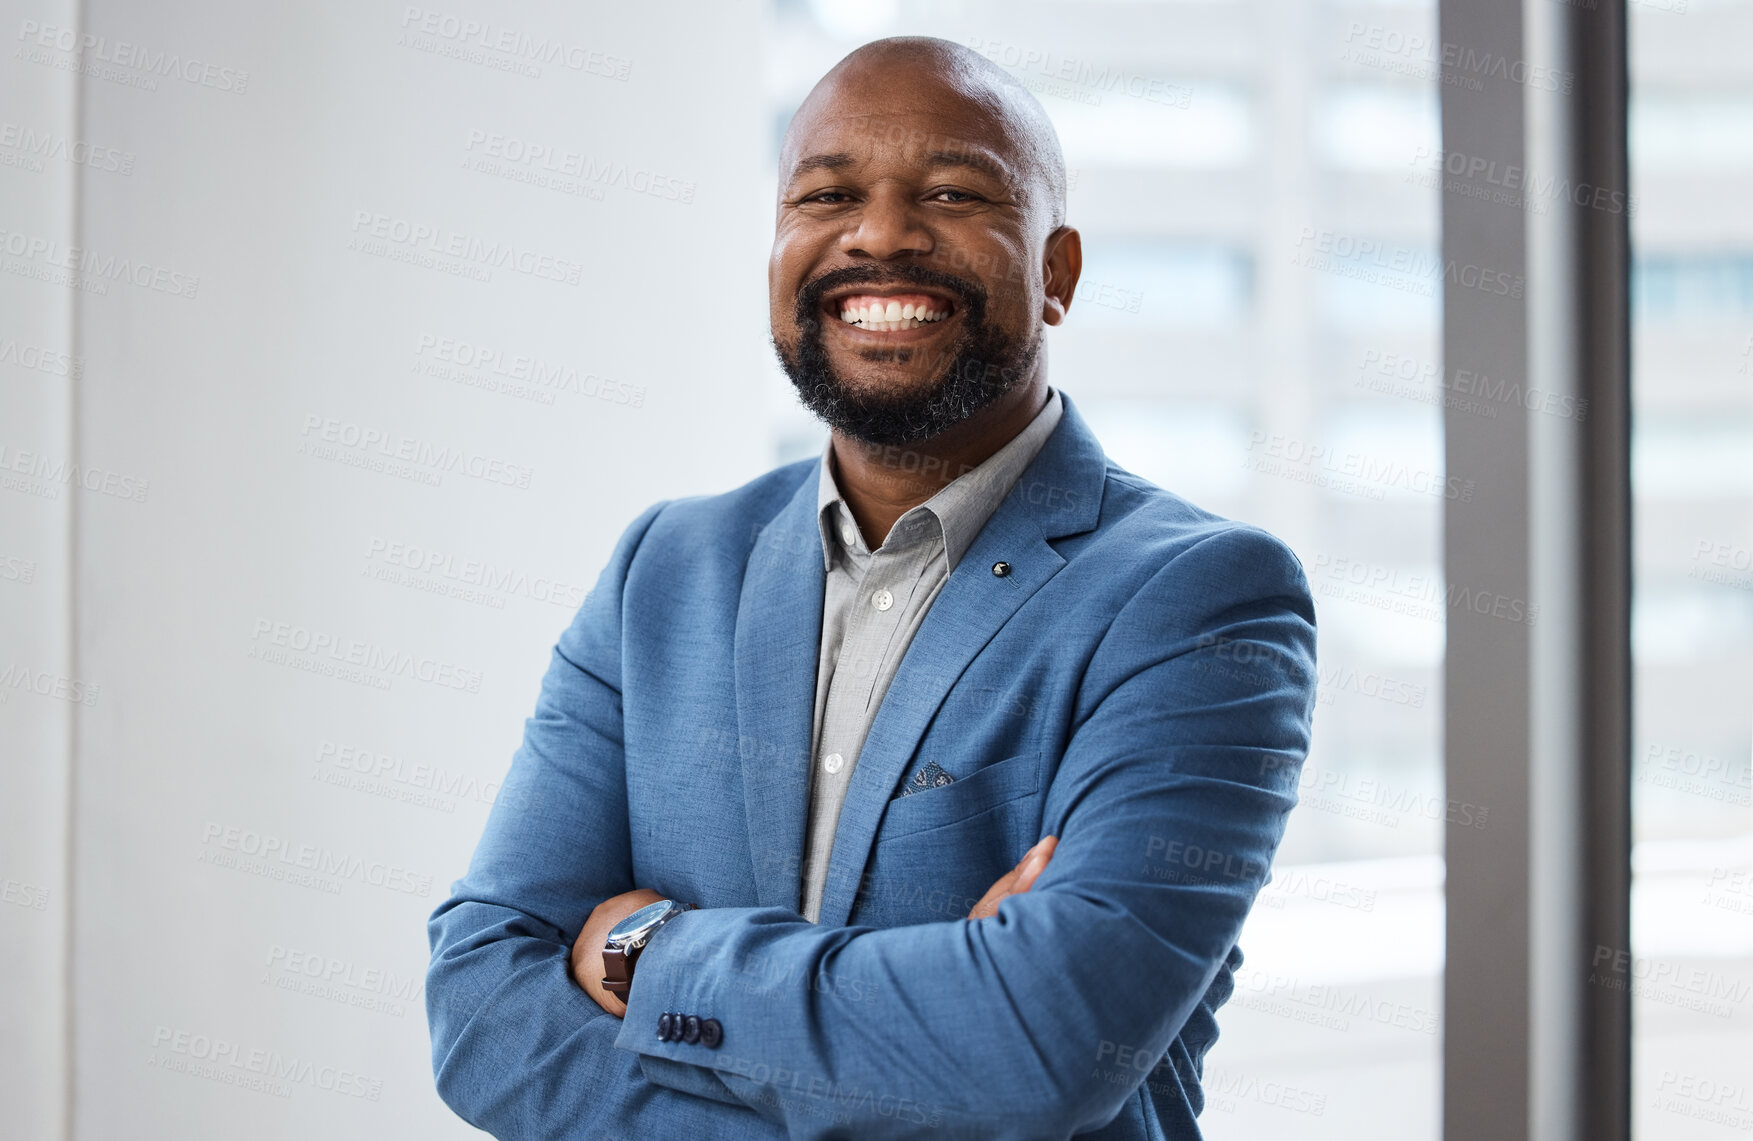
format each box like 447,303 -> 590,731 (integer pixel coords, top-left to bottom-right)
805,191 -> 852,204
933,189 -> 981,204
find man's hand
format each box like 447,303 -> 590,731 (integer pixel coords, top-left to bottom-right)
571,838 -> 1057,1014
969,836 -> 1057,919
570,888 -> 664,1017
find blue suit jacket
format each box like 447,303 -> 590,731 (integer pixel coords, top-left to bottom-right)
426,390 -> 1318,1140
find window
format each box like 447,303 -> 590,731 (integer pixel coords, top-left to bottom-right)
1629,4 -> 1753,1136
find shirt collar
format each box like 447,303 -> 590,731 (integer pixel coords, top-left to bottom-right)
815,386 -> 1064,574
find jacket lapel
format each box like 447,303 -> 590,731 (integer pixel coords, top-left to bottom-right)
733,469 -> 826,911
812,392 -> 1108,927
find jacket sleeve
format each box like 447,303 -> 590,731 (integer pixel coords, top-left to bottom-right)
613,524 -> 1319,1140
424,499 -> 780,1138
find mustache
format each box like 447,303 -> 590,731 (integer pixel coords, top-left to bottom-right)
794,263 -> 987,327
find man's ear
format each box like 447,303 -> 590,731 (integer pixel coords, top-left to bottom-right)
1041,226 -> 1082,326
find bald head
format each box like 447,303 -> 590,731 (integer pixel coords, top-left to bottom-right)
781,36 -> 1068,233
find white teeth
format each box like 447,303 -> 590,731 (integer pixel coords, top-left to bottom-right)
836,300 -> 952,328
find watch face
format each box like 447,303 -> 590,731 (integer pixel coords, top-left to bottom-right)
607,899 -> 678,949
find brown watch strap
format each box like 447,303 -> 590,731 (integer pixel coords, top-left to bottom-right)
601,901 -> 692,1001
601,944 -> 635,999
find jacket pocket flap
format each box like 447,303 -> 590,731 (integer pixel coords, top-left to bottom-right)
878,751 -> 1041,841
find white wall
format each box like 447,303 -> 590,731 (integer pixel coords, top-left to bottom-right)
1,1 -> 79,1137
3,2 -> 774,1136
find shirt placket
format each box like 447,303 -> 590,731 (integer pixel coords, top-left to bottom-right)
802,511 -> 935,920
819,545 -> 910,788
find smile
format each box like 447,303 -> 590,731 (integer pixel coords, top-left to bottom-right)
826,291 -> 958,334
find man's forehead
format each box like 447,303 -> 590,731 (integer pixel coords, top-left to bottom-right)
783,108 -> 1019,184
787,141 -> 1012,186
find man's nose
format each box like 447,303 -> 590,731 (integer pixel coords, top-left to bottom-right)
839,188 -> 935,261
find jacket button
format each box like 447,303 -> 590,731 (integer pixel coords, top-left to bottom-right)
682,1015 -> 702,1044
656,1012 -> 673,1041
992,561 -> 1011,577
700,1018 -> 723,1049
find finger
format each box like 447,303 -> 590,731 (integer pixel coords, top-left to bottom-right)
969,860 -> 1027,920
968,839 -> 1049,919
967,870 -> 1016,920
1013,836 -> 1058,893
989,839 -> 1043,895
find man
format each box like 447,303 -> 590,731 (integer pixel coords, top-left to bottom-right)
427,35 -> 1316,1141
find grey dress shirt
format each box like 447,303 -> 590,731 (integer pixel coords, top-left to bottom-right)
800,386 -> 1065,922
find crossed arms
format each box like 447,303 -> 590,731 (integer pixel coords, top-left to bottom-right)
425,502 -> 1317,1140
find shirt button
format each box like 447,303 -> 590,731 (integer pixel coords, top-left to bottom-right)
840,523 -> 857,545
823,752 -> 845,775
872,588 -> 894,611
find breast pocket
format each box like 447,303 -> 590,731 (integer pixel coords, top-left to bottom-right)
878,751 -> 1042,842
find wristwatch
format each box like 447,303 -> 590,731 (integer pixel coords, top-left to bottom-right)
601,899 -> 693,1000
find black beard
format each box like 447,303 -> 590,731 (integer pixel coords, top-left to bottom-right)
773,263 -> 1039,447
